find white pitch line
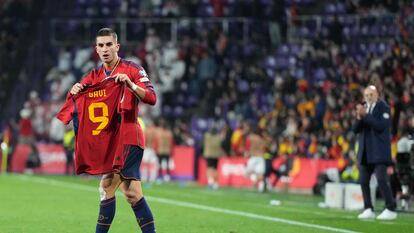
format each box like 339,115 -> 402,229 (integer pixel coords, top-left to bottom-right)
16,175 -> 361,233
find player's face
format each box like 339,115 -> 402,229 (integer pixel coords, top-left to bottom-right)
95,36 -> 119,64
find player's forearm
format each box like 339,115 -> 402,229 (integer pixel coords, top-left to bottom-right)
131,83 -> 157,105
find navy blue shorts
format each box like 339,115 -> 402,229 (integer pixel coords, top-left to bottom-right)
119,145 -> 144,181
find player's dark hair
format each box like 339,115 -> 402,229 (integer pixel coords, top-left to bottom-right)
96,28 -> 118,41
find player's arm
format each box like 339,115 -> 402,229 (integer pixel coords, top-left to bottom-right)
114,69 -> 156,105
70,83 -> 85,95
70,72 -> 94,95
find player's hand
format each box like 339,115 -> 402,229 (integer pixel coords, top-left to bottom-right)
70,83 -> 84,95
114,73 -> 133,88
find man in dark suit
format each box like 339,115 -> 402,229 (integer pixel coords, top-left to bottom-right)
354,85 -> 397,220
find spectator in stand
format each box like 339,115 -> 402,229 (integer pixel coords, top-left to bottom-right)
268,0 -> 286,47
328,15 -> 343,46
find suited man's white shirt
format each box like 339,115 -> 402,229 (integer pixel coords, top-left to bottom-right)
366,102 -> 376,114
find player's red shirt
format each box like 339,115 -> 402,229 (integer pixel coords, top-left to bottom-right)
80,58 -> 156,149
57,78 -> 126,174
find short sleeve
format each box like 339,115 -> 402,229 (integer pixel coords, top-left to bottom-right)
56,95 -> 75,125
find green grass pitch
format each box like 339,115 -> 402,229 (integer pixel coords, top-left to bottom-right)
0,174 -> 413,233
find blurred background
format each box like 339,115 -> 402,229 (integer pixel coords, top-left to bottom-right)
1,0 -> 414,211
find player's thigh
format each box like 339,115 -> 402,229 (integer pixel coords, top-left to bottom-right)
246,157 -> 258,172
143,148 -> 156,163
254,157 -> 266,175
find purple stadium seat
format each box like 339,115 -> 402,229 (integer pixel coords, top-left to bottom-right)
128,0 -> 140,7
375,43 -> 386,55
295,68 -> 305,79
314,68 -> 326,81
360,25 -> 369,37
289,56 -> 297,67
299,27 -> 310,38
351,26 -> 360,37
343,26 -> 351,37
368,43 -> 377,54
325,3 -> 336,14
275,57 -> 288,69
266,68 -> 274,78
335,3 -> 345,14
276,44 -> 290,56
197,118 -> 208,131
237,80 -> 249,93
343,16 -> 355,26
265,56 -> 277,68
174,106 -> 184,117
290,44 -> 301,55
163,105 -> 173,118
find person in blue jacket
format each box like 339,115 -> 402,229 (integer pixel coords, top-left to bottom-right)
354,85 -> 397,220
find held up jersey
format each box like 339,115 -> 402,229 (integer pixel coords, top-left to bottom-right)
57,78 -> 128,175
80,59 -> 157,149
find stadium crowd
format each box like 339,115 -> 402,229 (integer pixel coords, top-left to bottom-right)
1,0 -> 414,186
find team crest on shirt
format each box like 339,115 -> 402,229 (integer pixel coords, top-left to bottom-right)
383,113 -> 390,119
139,69 -> 147,77
139,69 -> 149,82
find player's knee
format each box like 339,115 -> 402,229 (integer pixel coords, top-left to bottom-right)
124,190 -> 143,205
98,187 -> 108,201
99,186 -> 116,200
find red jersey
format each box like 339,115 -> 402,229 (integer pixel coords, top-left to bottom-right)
57,78 -> 127,175
57,59 -> 156,175
80,59 -> 156,149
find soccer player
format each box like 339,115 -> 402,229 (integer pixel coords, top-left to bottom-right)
202,125 -> 223,189
157,119 -> 174,182
245,126 -> 267,192
69,28 -> 156,233
142,119 -> 159,183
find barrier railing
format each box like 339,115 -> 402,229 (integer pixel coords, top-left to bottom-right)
287,13 -> 399,42
51,17 -> 250,46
